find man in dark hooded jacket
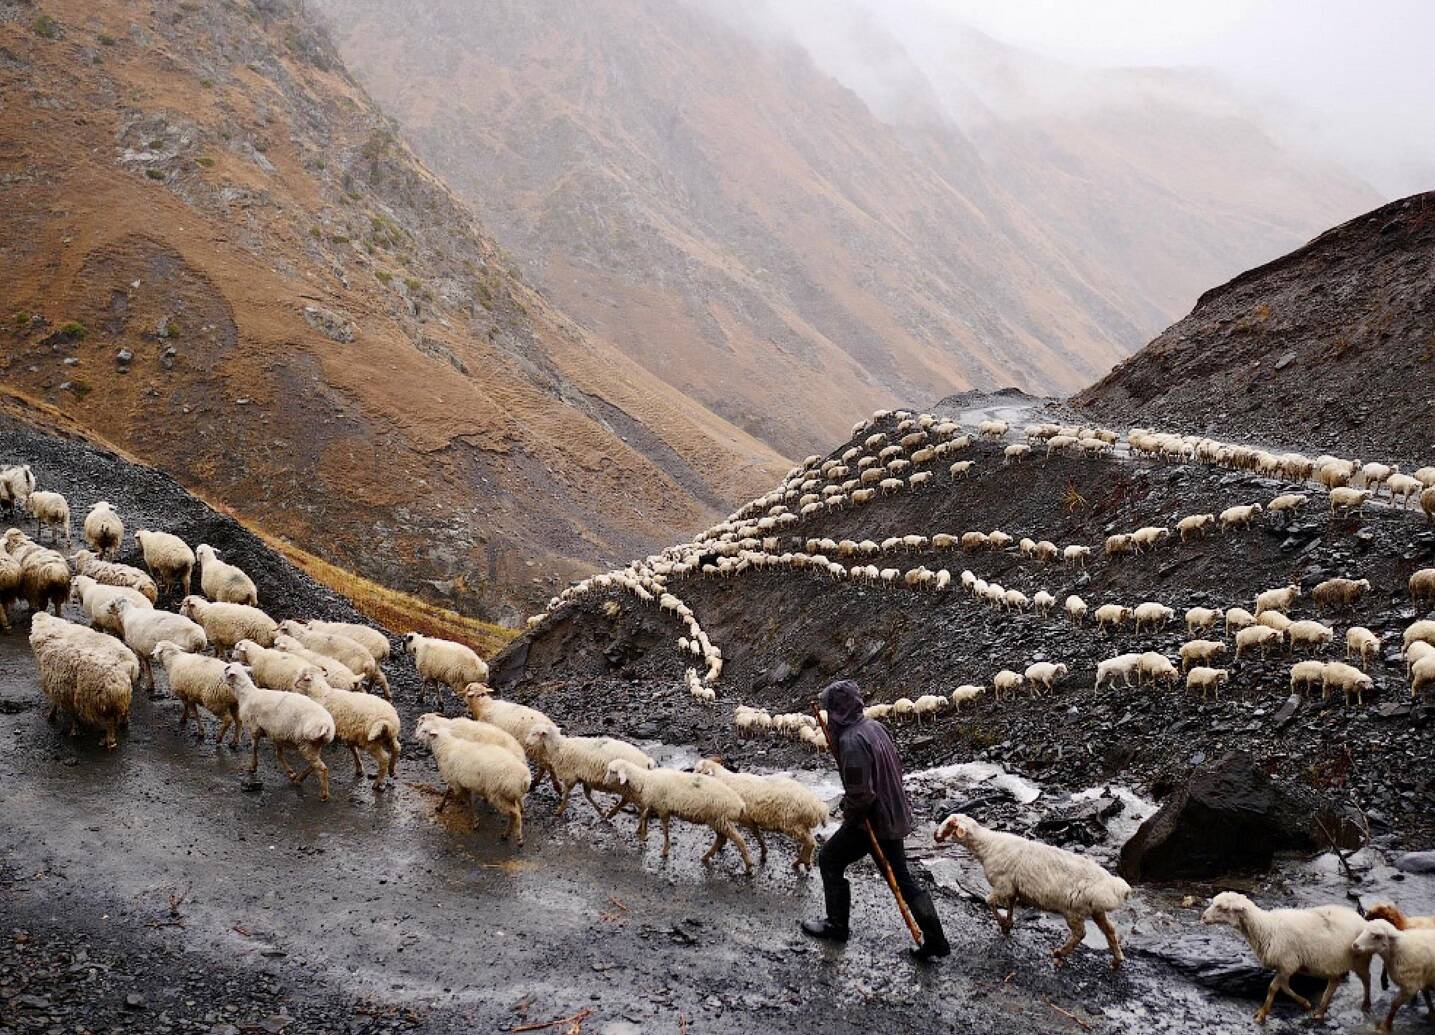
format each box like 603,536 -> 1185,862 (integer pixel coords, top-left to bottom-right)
801,679 -> 949,959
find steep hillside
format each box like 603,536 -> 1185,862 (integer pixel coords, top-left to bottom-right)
1074,193 -> 1435,461
0,0 -> 786,622
316,0 -> 1378,455
497,402 -> 1435,848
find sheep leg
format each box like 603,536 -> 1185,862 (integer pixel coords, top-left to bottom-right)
602,795 -> 630,822
578,783 -> 611,819
1381,988 -> 1411,1033
721,822 -> 754,874
215,715 -> 232,745
702,831 -> 727,863
1351,955 -> 1372,1009
348,743 -> 366,779
503,802 -> 524,845
1275,972 -> 1312,1014
102,720 -> 118,750
1422,988 -> 1433,1013
1052,916 -> 1086,966
1093,911 -> 1123,968
554,780 -> 576,817
248,730 -> 264,774
1311,975 -> 1342,1019
747,823 -> 768,863
290,743 -> 329,801
660,814 -> 672,858
635,807 -> 650,841
436,788 -> 452,813
795,831 -> 816,872
229,712 -> 243,748
988,900 -> 1015,935
366,743 -> 389,785
386,733 -> 400,778
274,742 -> 299,781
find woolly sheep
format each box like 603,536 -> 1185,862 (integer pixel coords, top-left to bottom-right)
1186,666 -> 1228,700
1137,652 -> 1178,687
272,633 -> 364,690
1329,486 -> 1372,516
1423,487 -> 1435,524
1095,653 -> 1142,689
1033,540 -> 1058,563
30,611 -> 138,685
1287,619 -> 1334,652
1095,603 -> 1133,632
950,684 -> 983,710
526,726 -> 653,819
1257,610 -> 1293,634
1104,533 -> 1133,557
1387,473 -> 1424,507
1219,504 -> 1263,530
1032,590 -> 1055,615
913,693 -> 948,722
194,544 -> 258,606
1179,639 -> 1227,671
1185,607 -> 1219,634
608,759 -> 754,873
464,685 -> 561,787
282,620 -> 389,697
1133,601 -> 1174,633
992,669 -> 1024,699
0,551 -> 17,631
1255,584 -> 1300,614
1226,607 -> 1257,632
1312,577 -> 1371,612
1409,568 -> 1435,605
179,596 -> 276,656
1200,892 -> 1370,1023
233,639 -> 320,691
415,715 -> 530,843
133,529 -> 195,599
1404,620 -> 1435,649
82,502 -> 123,559
1176,514 -> 1215,541
71,550 -> 158,603
1004,443 -> 1029,463
1065,595 -> 1088,625
108,597 -> 206,689
292,670 -> 400,788
223,663 -> 335,800
1411,655 -> 1435,700
29,613 -> 135,749
1131,526 -> 1170,551
1063,545 -> 1091,568
1289,660 -> 1326,693
1408,642 -> 1435,679
415,712 -> 524,761
151,640 -> 239,744
70,573 -> 151,636
1321,660 -> 1373,704
1235,625 -> 1283,659
0,464 -> 35,512
19,544 -> 69,616
1023,662 -> 1067,693
949,460 -> 974,479
1346,626 -> 1380,665
978,420 -> 1009,440
935,814 -> 1129,967
693,759 -> 828,871
25,490 -> 70,545
1353,919 -> 1435,1033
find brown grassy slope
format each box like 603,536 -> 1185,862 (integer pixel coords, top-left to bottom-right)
317,0 -> 1379,457
1073,193 -> 1435,462
0,0 -> 786,621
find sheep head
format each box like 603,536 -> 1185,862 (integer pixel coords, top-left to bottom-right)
1353,919 -> 1399,957
934,813 -> 978,845
1200,891 -> 1253,926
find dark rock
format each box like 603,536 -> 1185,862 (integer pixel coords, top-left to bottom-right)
1139,931 -> 1328,1001
115,348 -> 133,365
1119,751 -> 1360,881
1394,851 -> 1435,874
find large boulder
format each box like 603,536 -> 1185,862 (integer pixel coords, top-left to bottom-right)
1119,752 -> 1361,881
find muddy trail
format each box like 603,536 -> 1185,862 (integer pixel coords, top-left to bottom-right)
4,409 -> 1355,1034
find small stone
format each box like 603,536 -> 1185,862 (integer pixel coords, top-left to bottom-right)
116,348 -> 134,365
125,993 -> 145,1010
1274,351 -> 1296,370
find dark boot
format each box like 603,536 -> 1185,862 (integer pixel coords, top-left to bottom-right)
907,892 -> 950,961
800,876 -> 850,942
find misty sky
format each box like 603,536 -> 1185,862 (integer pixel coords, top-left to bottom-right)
927,0 -> 1435,198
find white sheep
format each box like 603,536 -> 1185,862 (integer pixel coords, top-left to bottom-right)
82,502 -> 123,559
1186,607 -> 1219,634
17,543 -> 69,616
0,464 -> 35,512
1131,526 -> 1170,552
403,631 -> 486,703
415,712 -> 524,761
1179,639 -> 1227,671
223,662 -> 335,800
302,620 -> 390,662
71,574 -> 152,636
525,726 -> 653,819
1329,486 -> 1372,516
1176,514 -> 1215,541
71,550 -> 158,603
1023,662 -> 1067,694
0,550 -> 19,631
1137,652 -> 1179,687
1032,590 -> 1055,615
1287,619 -> 1334,653
1219,504 -> 1263,530
1065,595 -> 1088,625
1095,603 -> 1133,632
693,759 -> 828,871
280,620 -> 389,697
464,684 -> 560,787
1062,544 -> 1091,568
194,544 -> 258,606
1321,661 -> 1373,705
1409,568 -> 1435,606
978,419 -> 1009,440
1346,626 -> 1380,665
108,597 -> 207,689
607,760 -> 754,874
1186,666 -> 1228,700
1289,660 -> 1326,693
292,670 -> 401,788
151,640 -> 239,744
1200,892 -> 1370,1024
935,814 -> 1130,967
1255,584 -> 1300,614
1225,607 -> 1257,632
133,529 -> 195,599
1235,625 -> 1283,659
179,596 -> 277,656
1352,919 -> 1435,1033
25,490 -> 70,545
1133,601 -> 1175,633
1404,620 -> 1435,650
29,613 -> 135,749
271,633 -> 363,690
415,715 -> 530,843
1095,653 -> 1142,689
950,684 -> 983,710
992,669 -> 1024,699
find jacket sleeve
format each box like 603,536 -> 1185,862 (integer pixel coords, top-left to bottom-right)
839,737 -> 877,819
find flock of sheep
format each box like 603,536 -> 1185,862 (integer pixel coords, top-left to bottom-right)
9,399 -> 1435,1029
1,462 -> 834,879
521,407 -> 1435,1027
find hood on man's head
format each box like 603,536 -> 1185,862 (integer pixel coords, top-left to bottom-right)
820,679 -> 864,726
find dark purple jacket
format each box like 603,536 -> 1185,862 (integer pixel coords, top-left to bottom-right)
821,680 -> 914,840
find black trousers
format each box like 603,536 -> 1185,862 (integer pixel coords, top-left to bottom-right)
818,819 -> 922,902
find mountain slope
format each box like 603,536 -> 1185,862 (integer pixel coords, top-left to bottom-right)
0,0 -> 786,620
1073,193 -> 1435,461
316,0 -> 1379,456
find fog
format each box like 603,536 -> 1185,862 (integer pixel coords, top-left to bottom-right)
718,0 -> 1435,199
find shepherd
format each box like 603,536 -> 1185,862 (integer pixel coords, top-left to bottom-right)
800,679 -> 950,959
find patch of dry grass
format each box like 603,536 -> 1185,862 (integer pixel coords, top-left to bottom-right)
250,530 -> 516,656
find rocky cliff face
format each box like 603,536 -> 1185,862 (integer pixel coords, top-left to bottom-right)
317,0 -> 1379,456
1074,193 -> 1435,461
0,0 -> 786,621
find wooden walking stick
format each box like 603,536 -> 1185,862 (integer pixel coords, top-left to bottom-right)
812,702 -> 923,946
